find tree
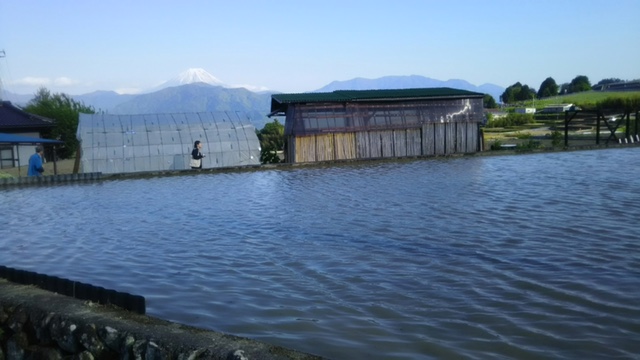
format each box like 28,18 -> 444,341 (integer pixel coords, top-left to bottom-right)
568,75 -> 591,93
500,82 -> 537,104
592,78 -> 623,90
594,78 -> 622,86
483,94 -> 497,108
518,84 -> 537,101
537,77 -> 559,98
257,119 -> 285,164
24,87 -> 95,159
500,82 -> 521,104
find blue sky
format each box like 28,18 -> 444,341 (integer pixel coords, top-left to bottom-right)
0,0 -> 638,96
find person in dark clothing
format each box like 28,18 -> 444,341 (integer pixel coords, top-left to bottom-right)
190,140 -> 205,169
28,145 -> 45,176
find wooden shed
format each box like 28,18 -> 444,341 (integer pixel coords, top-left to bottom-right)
269,88 -> 485,163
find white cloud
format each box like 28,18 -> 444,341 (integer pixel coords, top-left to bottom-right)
9,76 -> 80,90
12,76 -> 51,86
53,77 -> 79,86
229,84 -> 270,92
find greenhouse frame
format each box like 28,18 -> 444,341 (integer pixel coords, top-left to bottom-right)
269,88 -> 486,163
77,112 -> 261,174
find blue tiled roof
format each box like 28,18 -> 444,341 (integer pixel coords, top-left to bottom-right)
0,101 -> 55,129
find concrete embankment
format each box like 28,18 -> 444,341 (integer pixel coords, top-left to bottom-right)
0,279 -> 325,360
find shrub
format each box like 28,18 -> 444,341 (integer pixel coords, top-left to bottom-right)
486,113 -> 535,128
257,119 -> 285,164
490,140 -> 503,150
515,132 -> 532,139
550,130 -> 563,147
516,139 -> 541,152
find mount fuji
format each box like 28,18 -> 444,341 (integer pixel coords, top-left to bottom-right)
155,68 -> 226,89
153,68 -> 269,93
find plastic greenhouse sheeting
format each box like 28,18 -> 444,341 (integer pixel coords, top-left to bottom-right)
77,112 -> 261,174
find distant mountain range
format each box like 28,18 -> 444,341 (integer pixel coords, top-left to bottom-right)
1,69 -> 504,130
315,75 -> 504,101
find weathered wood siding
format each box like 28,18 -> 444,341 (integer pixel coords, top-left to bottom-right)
334,133 -> 356,160
407,129 -> 422,156
294,135 -> 314,163
356,131 -> 370,159
380,131 -> 394,158
287,122 -> 479,162
287,136 -> 296,162
434,123 -> 446,155
466,122 -> 478,152
394,130 -> 407,157
446,123 -> 456,154
456,123 -> 466,153
422,124 -> 435,156
316,134 -> 334,162
368,131 -> 383,158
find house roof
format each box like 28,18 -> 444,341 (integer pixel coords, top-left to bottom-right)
0,132 -> 63,145
270,87 -> 484,115
0,101 -> 55,129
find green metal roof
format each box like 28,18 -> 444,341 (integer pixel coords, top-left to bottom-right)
271,87 -> 484,104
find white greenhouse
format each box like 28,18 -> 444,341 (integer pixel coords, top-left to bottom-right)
77,112 -> 261,174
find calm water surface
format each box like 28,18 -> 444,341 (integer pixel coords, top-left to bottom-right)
2,148 -> 640,359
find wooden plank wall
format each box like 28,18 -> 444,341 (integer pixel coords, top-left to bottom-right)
368,131 -> 383,158
356,132 -> 370,159
287,136 -> 296,162
393,130 -> 407,157
407,129 -> 422,156
316,134 -> 334,162
334,133 -> 356,160
423,124 -> 435,156
445,123 -> 457,154
294,136 -> 313,163
288,122 -> 479,162
466,123 -> 478,152
434,123 -> 446,155
380,131 -> 395,157
456,122 -> 466,153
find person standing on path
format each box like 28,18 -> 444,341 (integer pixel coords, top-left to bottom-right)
190,140 -> 205,169
28,145 -> 45,176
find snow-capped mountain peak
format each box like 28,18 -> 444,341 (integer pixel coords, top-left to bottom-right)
152,68 -> 269,93
155,68 -> 225,90
175,68 -> 225,86
162,68 -> 225,87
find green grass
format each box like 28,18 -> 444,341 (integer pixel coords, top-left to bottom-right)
514,91 -> 640,110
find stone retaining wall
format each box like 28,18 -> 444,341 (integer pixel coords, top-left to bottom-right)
0,280 -> 324,360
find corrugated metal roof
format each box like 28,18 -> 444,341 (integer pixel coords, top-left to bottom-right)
0,101 -> 55,129
271,87 -> 484,104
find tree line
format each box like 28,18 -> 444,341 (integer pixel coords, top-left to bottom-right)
495,76 -> 630,105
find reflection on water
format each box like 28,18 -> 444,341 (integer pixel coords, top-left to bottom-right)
2,148 -> 640,359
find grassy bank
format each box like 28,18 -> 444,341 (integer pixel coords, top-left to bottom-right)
512,90 -> 640,109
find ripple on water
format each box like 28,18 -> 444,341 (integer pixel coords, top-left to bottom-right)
1,148 -> 640,359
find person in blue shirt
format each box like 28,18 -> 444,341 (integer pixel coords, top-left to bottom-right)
28,145 -> 45,176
